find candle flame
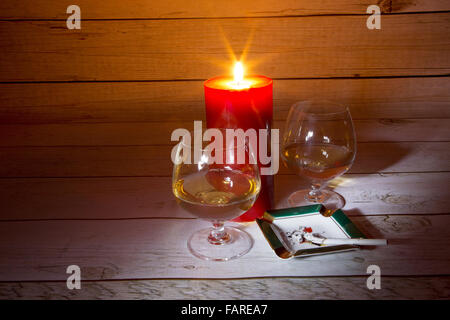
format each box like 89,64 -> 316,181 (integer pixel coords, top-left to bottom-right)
234,62 -> 244,84
229,61 -> 251,89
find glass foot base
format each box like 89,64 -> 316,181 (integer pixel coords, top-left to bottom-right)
187,226 -> 253,261
287,189 -> 345,213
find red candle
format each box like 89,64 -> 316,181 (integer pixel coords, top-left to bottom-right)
204,62 -> 273,222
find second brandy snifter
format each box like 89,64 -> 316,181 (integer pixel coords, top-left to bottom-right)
281,100 -> 357,211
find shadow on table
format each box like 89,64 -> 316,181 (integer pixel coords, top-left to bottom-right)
342,208 -> 388,251
275,142 -> 411,207
351,142 -> 411,174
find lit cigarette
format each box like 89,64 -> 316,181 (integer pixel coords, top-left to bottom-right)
303,233 -> 387,246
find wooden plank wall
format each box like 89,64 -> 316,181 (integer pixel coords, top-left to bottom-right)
0,1 -> 449,180
0,0 -> 449,299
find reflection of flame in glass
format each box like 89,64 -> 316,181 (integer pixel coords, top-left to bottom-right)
305,130 -> 314,141
328,177 -> 354,189
224,176 -> 233,187
198,154 -> 209,170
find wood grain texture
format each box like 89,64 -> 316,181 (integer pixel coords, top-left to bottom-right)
0,214 -> 449,281
1,0 -> 449,19
1,14 -> 449,82
1,276 -> 449,300
0,142 -> 448,178
0,173 -> 448,220
1,119 -> 449,149
1,78 -> 449,124
0,0 -> 448,300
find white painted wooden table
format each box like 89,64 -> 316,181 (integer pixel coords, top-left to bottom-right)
1,171 -> 449,299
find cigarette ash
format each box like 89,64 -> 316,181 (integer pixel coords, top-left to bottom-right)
286,226 -> 313,244
269,220 -> 341,253
281,226 -> 327,251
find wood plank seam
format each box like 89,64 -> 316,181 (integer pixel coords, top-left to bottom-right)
1,74 -> 449,85
0,213 -> 449,223
2,274 -> 450,284
2,10 -> 450,22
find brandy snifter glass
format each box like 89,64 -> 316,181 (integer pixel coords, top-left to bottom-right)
172,130 -> 261,261
281,100 -> 356,211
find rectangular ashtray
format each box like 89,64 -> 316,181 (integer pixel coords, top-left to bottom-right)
256,204 -> 366,259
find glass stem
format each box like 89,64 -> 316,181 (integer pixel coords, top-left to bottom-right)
208,221 -> 231,245
306,183 -> 325,203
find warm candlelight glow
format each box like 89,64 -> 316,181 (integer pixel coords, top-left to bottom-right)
234,62 -> 244,84
229,61 -> 251,90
